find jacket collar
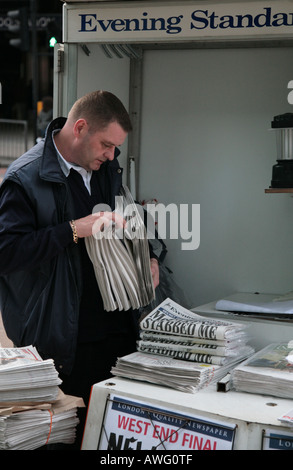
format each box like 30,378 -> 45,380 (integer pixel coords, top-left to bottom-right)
39,117 -> 67,182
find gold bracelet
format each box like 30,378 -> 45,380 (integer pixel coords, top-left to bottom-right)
69,220 -> 78,244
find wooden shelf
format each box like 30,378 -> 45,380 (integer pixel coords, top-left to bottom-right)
265,188 -> 293,193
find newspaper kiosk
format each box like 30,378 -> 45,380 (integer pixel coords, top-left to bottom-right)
81,297 -> 293,451
82,376 -> 293,450
56,0 -> 293,450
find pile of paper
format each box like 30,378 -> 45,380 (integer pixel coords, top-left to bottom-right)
111,298 -> 254,393
0,345 -> 62,404
137,298 -> 254,366
85,185 -> 155,312
111,351 -> 251,394
0,392 -> 84,450
232,343 -> 293,399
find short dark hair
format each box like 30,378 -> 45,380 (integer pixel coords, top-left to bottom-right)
68,90 -> 132,133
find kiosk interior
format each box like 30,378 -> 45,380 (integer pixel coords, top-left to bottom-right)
56,0 -> 293,450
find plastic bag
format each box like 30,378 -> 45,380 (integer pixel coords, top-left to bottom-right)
139,262 -> 192,319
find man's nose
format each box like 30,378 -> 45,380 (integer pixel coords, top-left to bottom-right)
104,147 -> 115,160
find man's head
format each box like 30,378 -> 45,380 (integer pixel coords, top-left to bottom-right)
67,90 -> 132,134
56,90 -> 132,171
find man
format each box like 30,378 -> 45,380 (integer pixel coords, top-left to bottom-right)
0,90 -> 159,448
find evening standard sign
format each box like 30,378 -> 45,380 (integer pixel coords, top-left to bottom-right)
64,1 -> 293,43
98,395 -> 236,450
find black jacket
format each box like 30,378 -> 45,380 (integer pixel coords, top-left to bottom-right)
0,117 -> 125,374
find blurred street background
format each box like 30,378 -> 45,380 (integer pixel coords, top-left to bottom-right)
0,0 -> 62,168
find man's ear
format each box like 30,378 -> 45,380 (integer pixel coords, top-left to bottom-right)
73,118 -> 88,137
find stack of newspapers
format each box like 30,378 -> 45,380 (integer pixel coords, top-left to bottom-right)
0,345 -> 62,404
0,345 -> 85,449
0,392 -> 84,450
85,185 -> 155,312
232,343 -> 293,399
278,408 -> 293,427
111,298 -> 254,393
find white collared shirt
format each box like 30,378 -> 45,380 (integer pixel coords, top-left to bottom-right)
52,130 -> 92,194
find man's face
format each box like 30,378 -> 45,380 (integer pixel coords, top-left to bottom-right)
76,121 -> 127,171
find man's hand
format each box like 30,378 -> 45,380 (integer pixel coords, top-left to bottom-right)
150,258 -> 159,289
74,212 -> 126,239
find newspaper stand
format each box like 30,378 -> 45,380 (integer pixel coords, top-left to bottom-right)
82,298 -> 293,451
56,0 -> 293,191
57,0 -> 293,451
81,376 -> 293,450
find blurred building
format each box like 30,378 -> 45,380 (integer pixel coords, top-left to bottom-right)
0,0 -> 62,123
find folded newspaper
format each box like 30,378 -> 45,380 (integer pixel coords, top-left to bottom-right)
278,408 -> 293,427
85,185 -> 155,312
215,292 -> 293,316
138,298 -> 254,366
232,343 -> 293,399
111,351 -> 252,394
0,391 -> 85,450
0,345 -> 62,404
111,298 -> 254,393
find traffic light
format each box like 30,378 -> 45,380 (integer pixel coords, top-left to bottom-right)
7,8 -> 30,52
47,18 -> 62,49
49,36 -> 57,48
